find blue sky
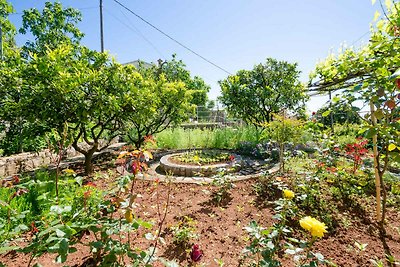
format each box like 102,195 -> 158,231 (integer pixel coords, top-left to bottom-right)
8,1 -> 378,112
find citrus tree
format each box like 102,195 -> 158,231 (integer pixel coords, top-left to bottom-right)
219,58 -> 307,132
19,1 -> 84,57
0,2 -> 142,174
309,0 -> 400,225
137,55 -> 210,107
124,68 -> 193,149
19,45 -> 137,174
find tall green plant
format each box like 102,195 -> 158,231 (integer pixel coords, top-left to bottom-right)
263,115 -> 303,172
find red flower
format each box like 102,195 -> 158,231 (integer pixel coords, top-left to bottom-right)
84,181 -> 97,187
229,155 -> 235,161
190,244 -> 203,262
83,190 -> 92,199
312,111 -> 316,115
326,167 -> 337,173
31,222 -> 39,235
12,175 -> 20,184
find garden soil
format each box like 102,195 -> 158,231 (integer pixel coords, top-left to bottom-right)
1,167 -> 399,267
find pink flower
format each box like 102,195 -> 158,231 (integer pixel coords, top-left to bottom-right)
132,161 -> 141,174
229,155 -> 235,161
190,244 -> 203,262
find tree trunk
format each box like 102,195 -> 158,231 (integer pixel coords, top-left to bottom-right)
84,143 -> 98,175
84,151 -> 95,175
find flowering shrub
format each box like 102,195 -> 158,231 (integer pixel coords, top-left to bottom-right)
243,189 -> 297,266
344,138 -> 369,174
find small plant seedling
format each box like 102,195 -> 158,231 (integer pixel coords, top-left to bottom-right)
211,171 -> 235,204
214,258 -> 225,266
354,241 -> 368,252
170,216 -> 198,246
369,258 -> 385,267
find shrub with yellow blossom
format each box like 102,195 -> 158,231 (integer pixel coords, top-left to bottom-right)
283,189 -> 295,200
299,216 -> 327,238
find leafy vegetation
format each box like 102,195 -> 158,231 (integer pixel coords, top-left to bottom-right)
310,0 -> 400,224
0,0 -> 400,266
171,150 -> 233,165
219,58 -> 308,131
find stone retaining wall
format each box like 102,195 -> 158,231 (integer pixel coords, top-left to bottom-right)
0,150 -> 55,177
0,138 -> 121,178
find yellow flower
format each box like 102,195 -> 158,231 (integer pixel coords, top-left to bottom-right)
283,189 -> 295,200
62,168 -> 75,175
299,216 -> 327,238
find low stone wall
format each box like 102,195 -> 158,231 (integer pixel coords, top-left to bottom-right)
0,138 -> 122,178
159,152 -> 242,177
0,150 -> 55,177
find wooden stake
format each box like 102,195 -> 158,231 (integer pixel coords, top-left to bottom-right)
370,101 -> 381,222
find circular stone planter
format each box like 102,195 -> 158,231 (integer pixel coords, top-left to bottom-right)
159,152 -> 243,177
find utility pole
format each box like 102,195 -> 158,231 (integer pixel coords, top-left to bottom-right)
100,0 -> 104,52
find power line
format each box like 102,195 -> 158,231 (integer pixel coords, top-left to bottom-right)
111,0 -> 232,75
107,7 -> 164,58
350,30 -> 370,47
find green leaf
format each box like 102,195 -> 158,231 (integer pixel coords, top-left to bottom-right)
377,20 -> 385,31
0,246 -> 20,254
322,110 -> 331,117
55,229 -> 66,238
374,109 -> 384,120
365,127 -> 378,138
373,11 -> 380,22
332,96 -> 340,103
50,205 -> 72,215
